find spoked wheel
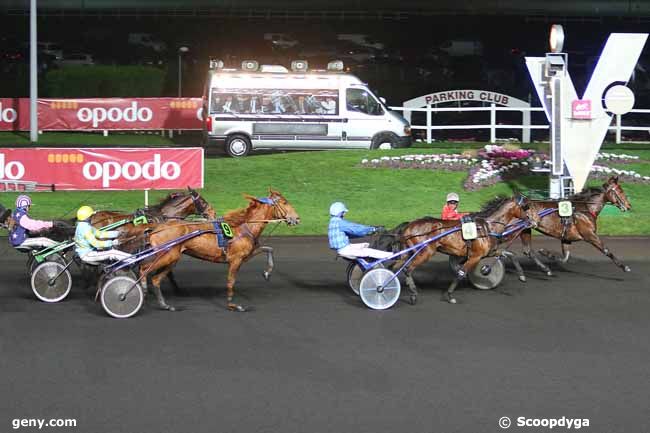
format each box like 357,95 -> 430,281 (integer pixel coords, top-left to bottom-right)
468,257 -> 505,290
346,261 -> 384,295
30,261 -> 72,303
359,268 -> 401,310
101,275 -> 144,319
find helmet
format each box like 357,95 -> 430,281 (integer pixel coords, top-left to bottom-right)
15,195 -> 31,209
446,192 -> 460,203
329,202 -> 348,217
76,206 -> 94,221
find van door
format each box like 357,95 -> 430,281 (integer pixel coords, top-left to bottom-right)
342,88 -> 385,148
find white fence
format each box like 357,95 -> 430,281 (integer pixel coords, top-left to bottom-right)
390,104 -> 649,144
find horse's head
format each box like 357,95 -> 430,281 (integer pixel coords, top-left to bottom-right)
514,194 -> 539,228
603,176 -> 631,212
0,205 -> 11,229
187,187 -> 217,219
245,188 -> 300,226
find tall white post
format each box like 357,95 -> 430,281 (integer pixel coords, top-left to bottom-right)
29,0 -> 38,143
616,114 -> 622,144
426,105 -> 432,143
490,103 -> 496,143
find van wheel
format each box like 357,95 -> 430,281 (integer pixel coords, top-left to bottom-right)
371,133 -> 399,150
225,135 -> 251,157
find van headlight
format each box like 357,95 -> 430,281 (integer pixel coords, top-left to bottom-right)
404,125 -> 411,136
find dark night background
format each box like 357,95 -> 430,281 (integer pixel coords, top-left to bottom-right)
3,1 -> 650,122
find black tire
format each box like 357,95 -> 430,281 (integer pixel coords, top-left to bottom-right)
225,134 -> 252,157
370,132 -> 399,150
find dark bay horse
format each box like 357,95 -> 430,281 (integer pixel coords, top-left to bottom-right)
519,176 -> 632,275
118,189 -> 300,312
393,195 -> 538,304
91,187 -> 216,227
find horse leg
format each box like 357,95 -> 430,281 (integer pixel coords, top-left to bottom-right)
403,269 -> 419,305
251,246 -> 274,281
581,232 -> 631,272
226,260 -> 247,312
445,255 -> 481,304
150,265 -> 176,311
501,250 -> 526,282
521,230 -> 553,276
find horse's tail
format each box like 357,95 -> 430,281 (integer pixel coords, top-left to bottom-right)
371,221 -> 410,253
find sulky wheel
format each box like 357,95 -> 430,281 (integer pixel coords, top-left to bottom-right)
30,261 -> 72,303
346,261 -> 384,295
467,257 -> 505,290
359,268 -> 401,310
101,275 -> 144,319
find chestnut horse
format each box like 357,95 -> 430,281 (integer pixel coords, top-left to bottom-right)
118,189 -> 300,312
393,195 -> 538,304
518,176 -> 632,275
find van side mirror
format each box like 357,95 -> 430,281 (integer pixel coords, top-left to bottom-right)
379,97 -> 386,104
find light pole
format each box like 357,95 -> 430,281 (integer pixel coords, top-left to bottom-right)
177,46 -> 189,97
29,0 -> 38,142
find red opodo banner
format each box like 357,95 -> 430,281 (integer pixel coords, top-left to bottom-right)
0,147 -> 204,190
0,98 -> 203,131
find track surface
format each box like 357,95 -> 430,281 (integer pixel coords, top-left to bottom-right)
1,237 -> 649,433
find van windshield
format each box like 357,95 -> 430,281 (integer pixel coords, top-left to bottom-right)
209,88 -> 338,115
346,88 -> 384,116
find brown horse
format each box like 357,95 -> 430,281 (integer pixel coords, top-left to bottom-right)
118,189 -> 300,312
519,176 -> 632,275
91,187 -> 216,227
393,195 -> 539,304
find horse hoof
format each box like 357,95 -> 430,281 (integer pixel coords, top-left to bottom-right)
624,266 -> 631,272
161,304 -> 175,311
262,271 -> 271,281
518,275 -> 527,283
448,297 -> 457,304
409,295 -> 417,305
546,271 -> 553,277
228,304 -> 247,312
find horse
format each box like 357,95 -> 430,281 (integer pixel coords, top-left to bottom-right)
117,189 -> 300,312
91,187 -> 215,227
518,175 -> 632,275
392,195 -> 539,304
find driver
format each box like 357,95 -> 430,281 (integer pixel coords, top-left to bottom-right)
74,205 -> 131,264
328,202 -> 391,259
441,192 -> 468,220
9,195 -> 58,249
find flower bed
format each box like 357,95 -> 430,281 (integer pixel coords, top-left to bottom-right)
360,146 -> 650,191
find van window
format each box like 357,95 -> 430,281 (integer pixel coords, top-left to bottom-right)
210,88 -> 338,115
346,88 -> 383,115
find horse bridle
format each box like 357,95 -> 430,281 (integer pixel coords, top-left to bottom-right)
189,191 -> 211,218
604,183 -> 627,210
257,196 -> 291,222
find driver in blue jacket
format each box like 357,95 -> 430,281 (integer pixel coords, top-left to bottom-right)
328,202 -> 392,259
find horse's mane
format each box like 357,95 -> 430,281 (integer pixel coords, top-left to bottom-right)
568,187 -> 603,201
223,200 -> 259,226
471,196 -> 510,218
148,192 -> 184,212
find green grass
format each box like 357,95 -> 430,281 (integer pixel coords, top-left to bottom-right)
0,131 -> 175,146
2,143 -> 650,236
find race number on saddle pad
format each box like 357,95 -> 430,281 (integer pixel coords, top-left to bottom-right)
558,201 -> 573,217
460,216 -> 478,240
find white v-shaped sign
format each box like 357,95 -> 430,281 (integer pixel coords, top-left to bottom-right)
526,33 -> 647,191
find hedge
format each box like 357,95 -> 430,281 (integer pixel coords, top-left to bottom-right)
44,65 -> 166,98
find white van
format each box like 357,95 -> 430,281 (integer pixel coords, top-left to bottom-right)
202,60 -> 412,157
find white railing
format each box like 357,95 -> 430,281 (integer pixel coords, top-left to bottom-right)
390,104 -> 648,144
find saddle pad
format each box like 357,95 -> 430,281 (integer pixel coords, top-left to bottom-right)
212,218 -> 233,250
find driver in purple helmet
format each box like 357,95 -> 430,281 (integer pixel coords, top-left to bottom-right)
9,195 -> 57,249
